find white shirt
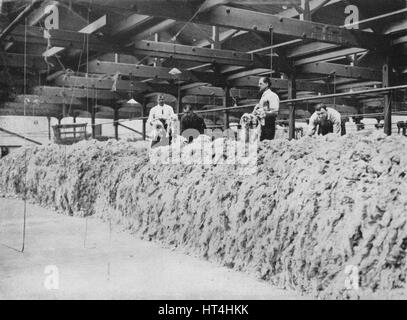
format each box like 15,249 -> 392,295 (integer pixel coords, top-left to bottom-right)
254,88 -> 280,115
147,104 -> 175,126
308,107 -> 342,136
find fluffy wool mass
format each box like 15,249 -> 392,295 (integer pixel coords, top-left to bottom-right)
1,132 -> 407,299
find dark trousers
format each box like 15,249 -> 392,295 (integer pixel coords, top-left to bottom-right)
318,121 -> 334,136
260,114 -> 276,141
318,120 -> 346,136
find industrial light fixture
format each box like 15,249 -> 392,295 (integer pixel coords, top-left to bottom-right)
127,98 -> 139,105
127,72 -> 139,104
168,67 -> 182,75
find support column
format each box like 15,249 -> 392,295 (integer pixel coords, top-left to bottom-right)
57,117 -> 62,125
177,85 -> 184,115
288,72 -> 297,140
223,86 -> 231,130
91,102 -> 96,139
114,105 -> 119,140
47,116 -> 51,141
211,26 -> 220,50
300,0 -> 311,21
383,56 -> 392,136
154,33 -> 162,67
142,97 -> 147,140
73,115 -> 77,139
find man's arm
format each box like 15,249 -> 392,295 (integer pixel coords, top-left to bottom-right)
307,115 -> 318,136
147,106 -> 155,126
167,105 -> 175,117
332,111 -> 342,135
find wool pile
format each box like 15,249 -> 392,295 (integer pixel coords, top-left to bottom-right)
1,132 -> 407,299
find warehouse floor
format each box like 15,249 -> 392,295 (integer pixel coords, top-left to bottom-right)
0,198 -> 306,300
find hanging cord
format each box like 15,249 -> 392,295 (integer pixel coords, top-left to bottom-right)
171,2 -> 211,42
333,73 -> 336,108
107,216 -> 112,281
21,17 -> 28,253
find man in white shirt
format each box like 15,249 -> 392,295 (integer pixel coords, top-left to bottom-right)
147,95 -> 175,146
253,77 -> 280,141
308,104 -> 342,136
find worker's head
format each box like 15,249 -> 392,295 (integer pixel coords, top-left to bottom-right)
157,95 -> 165,106
315,104 -> 328,121
183,104 -> 192,113
258,77 -> 271,92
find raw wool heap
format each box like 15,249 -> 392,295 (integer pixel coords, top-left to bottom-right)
1,132 -> 407,299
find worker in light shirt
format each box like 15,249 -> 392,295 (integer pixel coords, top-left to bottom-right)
253,76 -> 280,141
147,95 -> 175,146
308,103 -> 342,136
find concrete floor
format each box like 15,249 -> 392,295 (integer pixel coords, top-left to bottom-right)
0,198 -> 307,300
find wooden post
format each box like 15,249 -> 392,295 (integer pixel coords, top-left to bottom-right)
383,56 -> 392,136
211,26 -> 220,50
223,86 -> 231,130
177,85 -> 183,115
73,115 -> 77,139
288,72 -> 296,140
47,116 -> 51,141
142,97 -> 147,140
154,33 -> 162,67
114,105 -> 119,140
91,102 -> 96,139
301,0 -> 311,21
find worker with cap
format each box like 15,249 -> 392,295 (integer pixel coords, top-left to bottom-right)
308,103 -> 342,136
147,95 -> 175,147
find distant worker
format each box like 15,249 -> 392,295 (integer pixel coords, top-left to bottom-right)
147,95 -> 175,147
180,104 -> 207,143
253,76 -> 280,141
308,103 -> 342,136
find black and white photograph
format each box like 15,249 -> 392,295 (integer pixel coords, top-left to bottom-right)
1,0 -> 407,306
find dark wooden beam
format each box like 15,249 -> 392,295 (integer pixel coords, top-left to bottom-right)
133,4 -> 389,50
230,76 -> 329,93
87,60 -> 225,86
110,13 -> 153,35
52,73 -> 179,96
33,85 -> 117,101
132,40 -> 275,69
298,62 -> 382,81
0,52 -> 49,69
293,48 -> 367,65
7,25 -> 125,54
287,42 -> 339,58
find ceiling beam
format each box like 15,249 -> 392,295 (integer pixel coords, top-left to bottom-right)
110,13 -> 153,35
132,40 -> 282,69
230,75 -> 330,93
293,47 -> 367,65
52,73 -> 179,95
33,85 -> 118,101
7,25 -> 125,54
298,62 -> 382,81
131,19 -> 177,41
133,4 -> 388,50
0,52 -> 49,69
286,42 -> 339,58
87,60 -> 225,86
